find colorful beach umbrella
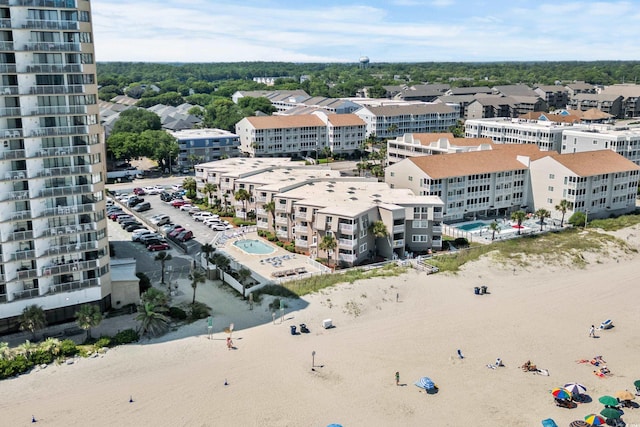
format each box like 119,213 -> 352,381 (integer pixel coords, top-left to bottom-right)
564,382 -> 587,395
584,414 -> 606,426
414,376 -> 435,390
551,387 -> 572,400
600,407 -> 622,419
569,421 -> 589,427
615,390 -> 635,401
598,395 -> 619,406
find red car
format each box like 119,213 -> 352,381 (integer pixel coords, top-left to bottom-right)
147,242 -> 170,251
171,199 -> 187,208
133,187 -> 146,195
176,230 -> 193,242
169,227 -> 185,237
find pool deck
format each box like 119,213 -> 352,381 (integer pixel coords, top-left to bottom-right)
216,231 -> 326,282
446,218 -> 565,244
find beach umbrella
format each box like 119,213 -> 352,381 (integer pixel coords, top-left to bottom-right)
615,390 -> 635,401
564,382 -> 587,396
569,421 -> 589,427
327,424 -> 343,427
598,395 -> 619,406
551,388 -> 573,400
634,379 -> 640,389
414,376 -> 435,390
599,407 -> 622,419
584,414 -> 606,426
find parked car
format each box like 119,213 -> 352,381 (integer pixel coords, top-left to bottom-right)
105,198 -> 114,207
161,223 -> 182,233
132,229 -> 153,241
133,187 -> 146,195
171,191 -> 185,199
147,242 -> 170,251
210,223 -> 229,231
169,227 -> 186,238
160,192 -> 172,202
176,230 -> 193,242
139,233 -> 163,245
150,214 -> 171,226
116,214 -> 135,224
125,222 -> 144,232
144,185 -> 163,195
111,212 -> 130,221
179,203 -> 194,212
127,196 -> 144,207
171,184 -> 183,192
120,219 -> 141,229
171,199 -> 187,208
202,216 -> 222,225
187,207 -> 203,216
193,212 -> 214,221
132,201 -> 151,212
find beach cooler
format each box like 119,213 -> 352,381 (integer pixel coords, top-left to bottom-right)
600,319 -> 613,329
474,287 -> 480,295
322,319 -> 333,329
480,285 -> 488,294
541,419 -> 558,427
290,325 -> 297,335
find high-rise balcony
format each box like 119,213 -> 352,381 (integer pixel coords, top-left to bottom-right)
0,107 -> 21,117
339,223 -> 356,234
33,145 -> 91,158
37,165 -> 92,178
2,128 -> 23,138
22,42 -> 81,52
45,240 -> 98,256
12,288 -> 39,301
43,259 -> 98,276
40,223 -> 94,238
14,0 -> 77,8
5,229 -> 34,242
11,249 -> 36,262
9,209 -> 31,221
1,86 -> 19,95
30,125 -> 88,137
39,184 -> 93,198
338,238 -> 357,249
27,105 -> 87,116
28,85 -> 84,95
25,64 -> 82,73
23,19 -> 79,30
0,149 -> 26,161
0,64 -> 17,73
49,278 -> 99,295
5,190 -> 30,201
17,267 -> 38,280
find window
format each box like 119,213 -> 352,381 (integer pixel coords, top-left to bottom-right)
548,173 -> 555,179
412,235 -> 428,243
389,172 -> 395,177
547,198 -> 553,204
359,243 -> 367,253
413,220 -> 428,228
547,186 -> 554,191
408,176 -> 413,181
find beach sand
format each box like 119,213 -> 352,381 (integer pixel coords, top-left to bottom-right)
1,228 -> 640,427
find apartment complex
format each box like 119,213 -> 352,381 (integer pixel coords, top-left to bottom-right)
0,0 -> 111,333
167,128 -> 240,169
195,158 -> 444,263
386,132 -> 493,164
561,124 -> 640,166
354,103 -> 458,139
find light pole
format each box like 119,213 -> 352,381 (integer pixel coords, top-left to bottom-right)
584,209 -> 590,230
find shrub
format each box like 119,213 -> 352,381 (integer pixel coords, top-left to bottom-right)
59,339 -> 78,357
94,337 -> 111,349
189,302 -> 210,321
453,237 -> 469,248
284,243 -> 295,252
136,272 -> 151,295
276,241 -> 284,247
269,298 -> 281,311
0,355 -> 33,379
112,329 -> 139,345
169,306 -> 187,320
30,349 -> 54,365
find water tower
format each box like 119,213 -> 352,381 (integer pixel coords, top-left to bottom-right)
359,55 -> 370,69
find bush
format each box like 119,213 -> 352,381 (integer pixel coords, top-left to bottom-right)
30,349 -> 54,365
284,243 -> 295,252
169,306 -> 187,320
59,339 -> 78,357
112,329 -> 139,345
136,272 -> 151,295
453,237 -> 469,248
189,302 -> 210,321
94,337 -> 112,349
276,241 -> 284,247
269,298 -> 281,311
0,355 -> 33,379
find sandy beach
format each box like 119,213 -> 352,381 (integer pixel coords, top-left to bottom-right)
1,227 -> 640,427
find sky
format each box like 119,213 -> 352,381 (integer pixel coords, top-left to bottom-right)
91,0 -> 640,63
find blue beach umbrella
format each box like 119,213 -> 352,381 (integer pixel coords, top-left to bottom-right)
415,376 -> 436,390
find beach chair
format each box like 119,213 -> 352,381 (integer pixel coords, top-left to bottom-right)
541,418 -> 558,427
600,319 -> 613,329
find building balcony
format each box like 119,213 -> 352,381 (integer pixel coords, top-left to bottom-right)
275,217 -> 288,225
3,190 -> 30,201
9,249 -> 36,261
0,106 -> 21,117
256,208 -> 266,216
0,85 -> 19,96
339,223 -> 356,234
275,204 -> 287,212
5,229 -> 34,242
49,278 -> 100,295
256,196 -> 267,203
393,239 -> 404,248
0,64 -> 16,73
28,85 -> 85,95
12,288 -> 40,301
39,184 -> 93,198
41,223 -> 94,238
432,226 -> 442,234
2,170 -> 27,181
297,210 -> 313,221
338,253 -> 356,263
22,41 -> 81,52
2,128 -> 23,138
17,268 -> 39,280
33,145 -> 91,158
14,0 -> 77,7
37,165 -> 92,178
9,210 -> 31,221
0,149 -> 26,161
27,105 -> 87,116
45,240 -> 99,256
294,226 -> 308,235
295,239 -> 308,248
23,19 -> 79,30
43,259 -> 98,276
276,230 -> 289,238
25,64 -> 82,73
433,211 -> 443,220
338,238 -> 357,249
28,125 -> 88,136
392,224 -> 405,234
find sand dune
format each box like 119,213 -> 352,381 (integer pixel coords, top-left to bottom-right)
1,228 -> 639,427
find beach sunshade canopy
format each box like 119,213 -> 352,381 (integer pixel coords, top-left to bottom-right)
414,376 -> 435,390
541,419 -> 558,427
327,425 -> 343,427
634,379 -> 640,388
569,421 -> 589,427
615,390 -> 635,401
599,407 -> 622,419
584,414 -> 606,426
598,395 -> 619,406
551,388 -> 572,400
564,383 -> 587,395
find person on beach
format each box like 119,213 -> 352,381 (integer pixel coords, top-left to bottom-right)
226,337 -> 233,350
395,371 -> 400,386
589,325 -> 595,338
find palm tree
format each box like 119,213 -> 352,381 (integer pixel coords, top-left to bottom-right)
141,288 -> 169,308
211,252 -> 230,284
369,220 -> 389,240
75,305 -> 103,341
18,304 -> 46,341
203,183 -> 217,207
0,342 -> 12,360
535,208 -> 550,231
237,267 -> 252,298
234,188 -> 251,217
510,210 -> 527,235
183,177 -> 197,199
200,243 -> 215,271
154,251 -> 173,287
264,200 -> 276,235
189,269 -> 206,305
488,221 -> 501,241
319,234 -> 337,267
555,199 -> 570,227
15,340 -> 38,359
136,302 -> 169,338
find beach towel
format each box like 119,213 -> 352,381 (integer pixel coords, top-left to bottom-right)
535,369 -> 550,376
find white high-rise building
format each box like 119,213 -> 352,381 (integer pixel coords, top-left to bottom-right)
0,0 -> 111,334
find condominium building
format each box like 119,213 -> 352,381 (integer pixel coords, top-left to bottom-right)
561,124 -> 640,166
354,103 -> 458,139
167,128 -> 240,169
0,0 -> 111,333
386,133 -> 493,164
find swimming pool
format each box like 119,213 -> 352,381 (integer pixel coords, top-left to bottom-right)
456,221 -> 487,231
233,239 -> 275,255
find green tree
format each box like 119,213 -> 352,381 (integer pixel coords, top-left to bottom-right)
237,267 -> 252,298
189,269 -> 206,305
264,200 -> 276,235
18,305 -> 46,341
200,243 -> 215,270
139,130 -> 179,173
319,234 -> 337,267
237,96 -> 276,116
136,302 -> 169,338
203,183 -> 217,207
554,199 -> 571,227
488,221 -> 501,241
141,287 -> 170,308
568,211 -> 586,227
154,251 -> 173,287
510,210 -> 527,235
183,177 -> 197,199
234,188 -> 251,217
534,208 -> 550,231
74,305 -> 103,341
211,253 -> 230,284
369,220 -> 389,248
111,108 -> 161,134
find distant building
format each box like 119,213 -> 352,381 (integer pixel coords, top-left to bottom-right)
354,104 -> 458,138
167,128 -> 241,169
387,133 -> 494,164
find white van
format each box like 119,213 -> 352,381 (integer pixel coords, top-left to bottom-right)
150,214 -> 171,226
